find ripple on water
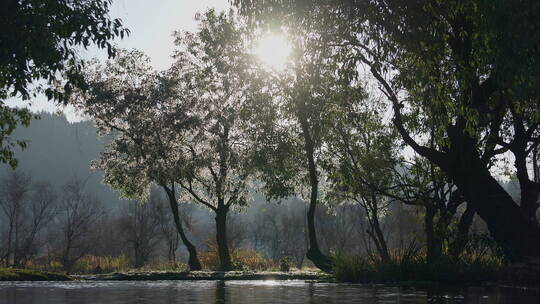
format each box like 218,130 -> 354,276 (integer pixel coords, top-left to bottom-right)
0,280 -> 539,304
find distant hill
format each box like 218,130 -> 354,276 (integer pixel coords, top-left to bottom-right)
0,112 -> 127,210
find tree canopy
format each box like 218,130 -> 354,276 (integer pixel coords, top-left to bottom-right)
0,0 -> 128,167
234,0 -> 540,259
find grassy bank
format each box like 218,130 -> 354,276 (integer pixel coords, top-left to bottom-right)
73,270 -> 329,281
333,254 -> 503,285
0,268 -> 71,281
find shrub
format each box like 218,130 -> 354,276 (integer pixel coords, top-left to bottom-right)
71,255 -> 130,274
333,252 -> 504,284
199,243 -> 275,271
279,256 -> 294,272
29,255 -> 130,274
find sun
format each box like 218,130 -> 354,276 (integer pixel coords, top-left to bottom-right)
254,34 -> 291,71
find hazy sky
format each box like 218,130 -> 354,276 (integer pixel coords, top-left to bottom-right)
108,0 -> 230,70
8,0 -> 231,121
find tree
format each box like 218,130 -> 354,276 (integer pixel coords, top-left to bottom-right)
0,0 -> 128,167
0,171 -> 57,266
0,171 -> 32,266
151,189 -> 196,264
242,14 -> 363,271
391,157 -> 474,262
235,0 -> 540,260
78,9 -> 258,270
55,177 -> 104,272
15,181 -> 58,265
248,201 -> 308,267
72,49 -> 203,270
324,94 -> 476,262
151,191 -> 181,264
118,200 -> 161,268
324,99 -> 399,263
167,10 -> 258,270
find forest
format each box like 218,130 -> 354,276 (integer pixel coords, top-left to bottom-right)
1,0 -> 539,286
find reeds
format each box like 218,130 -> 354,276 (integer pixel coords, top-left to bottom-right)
333,251 -> 503,284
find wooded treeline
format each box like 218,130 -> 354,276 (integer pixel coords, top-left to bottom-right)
1,0 -> 539,274
1,165 -> 498,273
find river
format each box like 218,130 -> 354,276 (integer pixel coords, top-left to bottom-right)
0,280 -> 538,303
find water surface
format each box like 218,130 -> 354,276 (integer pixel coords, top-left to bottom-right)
0,280 -> 538,304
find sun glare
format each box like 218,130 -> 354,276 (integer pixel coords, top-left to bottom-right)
254,34 -> 291,71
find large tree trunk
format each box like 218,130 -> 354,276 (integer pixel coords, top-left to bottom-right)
449,203 -> 476,260
513,146 -> 540,223
442,128 -> 540,260
300,118 -> 333,272
306,191 -> 333,272
424,205 -> 443,263
215,206 -> 232,271
163,185 -> 202,271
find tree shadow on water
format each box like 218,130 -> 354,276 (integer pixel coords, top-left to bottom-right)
215,281 -> 226,304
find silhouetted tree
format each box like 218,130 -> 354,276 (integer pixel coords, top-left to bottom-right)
242,13 -> 363,271
72,49 -> 202,270
167,10 -> 258,270
235,0 -> 540,260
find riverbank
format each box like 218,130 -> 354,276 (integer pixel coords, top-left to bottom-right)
1,268 -> 330,282
1,267 -> 538,294
0,268 -> 71,281
73,270 -> 331,281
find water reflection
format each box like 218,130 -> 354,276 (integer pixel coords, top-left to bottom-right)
0,280 -> 538,304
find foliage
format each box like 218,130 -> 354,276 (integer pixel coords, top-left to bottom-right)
243,15 -> 362,201
279,256 -> 293,272
75,10 -> 258,209
69,47 -> 204,269
234,0 -> 540,259
199,242 -> 275,271
0,0 -> 128,167
167,9 -> 258,212
324,97 -> 400,262
74,9 -> 263,271
333,252 -> 503,284
71,255 -> 129,274
240,5 -> 367,271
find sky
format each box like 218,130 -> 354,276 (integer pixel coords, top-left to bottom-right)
7,0 -> 231,122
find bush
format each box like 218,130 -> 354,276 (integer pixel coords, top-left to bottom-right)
199,243 -> 275,271
279,256 -> 294,272
333,254 -> 374,282
333,252 -> 503,284
232,249 -> 275,271
28,255 -> 130,274
72,255 -> 130,274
